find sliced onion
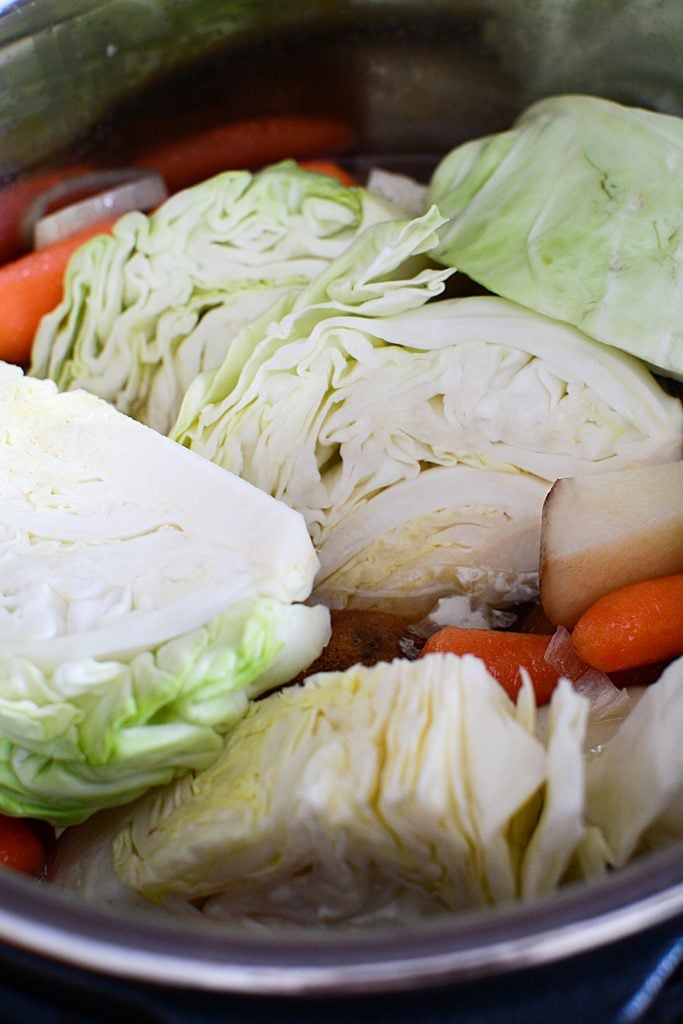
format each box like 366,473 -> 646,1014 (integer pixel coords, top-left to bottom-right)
544,624 -> 633,750
544,625 -> 595,683
23,169 -> 168,249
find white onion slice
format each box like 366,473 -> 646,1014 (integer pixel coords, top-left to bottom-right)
544,625 -> 600,683
25,170 -> 168,249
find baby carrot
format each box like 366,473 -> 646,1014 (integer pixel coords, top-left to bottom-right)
0,815 -> 48,876
419,626 -> 561,704
133,115 -> 355,193
0,217 -> 117,365
298,159 -> 357,186
571,571 -> 683,672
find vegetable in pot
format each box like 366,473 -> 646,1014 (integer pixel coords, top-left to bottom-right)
0,218 -> 118,366
584,656 -> 683,868
28,169 -> 168,249
0,815 -> 49,876
428,94 -> 683,379
540,461 -> 683,628
173,209 -> 683,622
571,572 -> 683,672
51,652 -> 683,925
50,654 -> 590,923
30,160 -> 406,435
0,363 -> 329,824
132,115 -> 355,194
0,164 -> 93,264
419,626 -> 561,704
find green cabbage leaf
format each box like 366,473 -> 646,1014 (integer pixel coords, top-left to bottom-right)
173,210 -> 683,619
0,363 -> 329,824
51,655 -> 590,924
49,655 -> 683,926
427,94 -> 683,379
584,655 -> 683,867
29,161 -> 405,434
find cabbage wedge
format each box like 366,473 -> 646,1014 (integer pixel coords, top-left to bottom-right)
584,655 -> 683,867
428,94 -> 683,379
49,654 -> 683,926
173,210 -> 683,619
0,364 -> 329,823
30,161 -> 404,434
51,655 -> 590,925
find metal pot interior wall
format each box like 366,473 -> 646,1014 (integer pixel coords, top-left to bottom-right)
2,0 -> 683,179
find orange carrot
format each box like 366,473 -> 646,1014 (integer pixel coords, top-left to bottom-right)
0,217 -> 117,365
0,815 -> 48,876
298,159 -> 357,186
133,115 -> 355,194
571,571 -> 683,672
419,626 -> 561,704
0,165 -> 93,264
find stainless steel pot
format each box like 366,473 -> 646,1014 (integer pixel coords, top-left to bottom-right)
0,1 -> 681,1018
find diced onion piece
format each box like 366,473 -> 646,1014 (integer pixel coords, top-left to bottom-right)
26,170 -> 168,249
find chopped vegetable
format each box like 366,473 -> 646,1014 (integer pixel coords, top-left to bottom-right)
542,624 -> 633,753
428,94 -> 683,379
585,656 -> 683,867
133,116 -> 355,194
47,653 -> 683,922
0,364 -> 329,824
30,161 -> 404,434
571,572 -> 683,672
0,218 -> 117,365
173,210 -> 683,622
29,169 -> 168,249
0,815 -> 48,876
51,656 -> 589,921
299,608 -> 417,677
298,160 -> 357,186
419,626 -> 560,704
540,462 -> 683,628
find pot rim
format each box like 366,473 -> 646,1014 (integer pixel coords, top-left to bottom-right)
0,840 -> 680,995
